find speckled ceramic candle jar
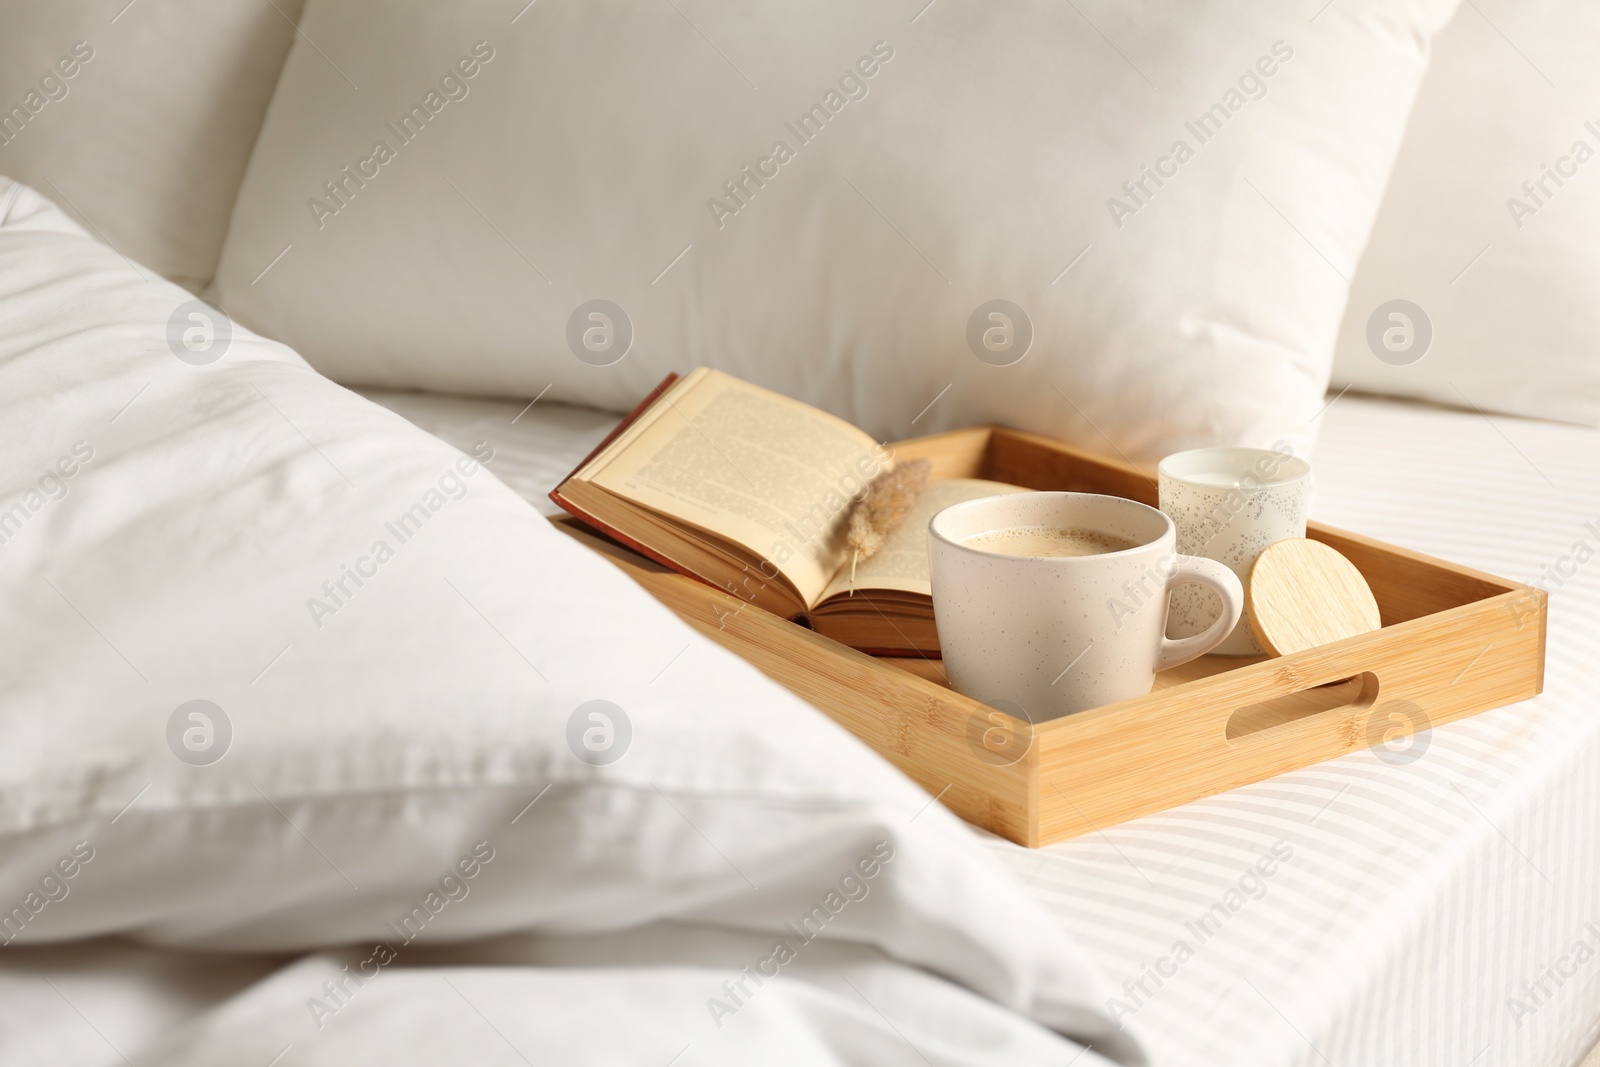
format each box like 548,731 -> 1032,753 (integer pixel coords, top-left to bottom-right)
929,492 -> 1243,722
1158,446 -> 1312,656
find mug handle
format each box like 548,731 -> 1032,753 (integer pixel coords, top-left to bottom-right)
1156,555 -> 1245,671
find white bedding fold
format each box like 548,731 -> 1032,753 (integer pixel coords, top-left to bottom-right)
125,928 -> 1120,1067
0,176 -> 1140,1065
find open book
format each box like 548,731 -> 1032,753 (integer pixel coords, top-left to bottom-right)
551,368 -> 1024,655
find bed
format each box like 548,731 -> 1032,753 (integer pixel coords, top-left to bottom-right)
14,385 -> 1583,1066
4,0 -> 1597,1059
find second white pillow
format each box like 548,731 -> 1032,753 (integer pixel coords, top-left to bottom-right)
1331,0 -> 1600,427
212,0 -> 1459,462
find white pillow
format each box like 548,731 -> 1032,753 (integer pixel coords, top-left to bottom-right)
1330,0 -> 1600,426
0,177 -> 1135,1061
210,0 -> 1459,463
0,0 -> 302,290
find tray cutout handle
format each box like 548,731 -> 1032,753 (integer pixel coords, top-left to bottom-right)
1225,672 -> 1380,743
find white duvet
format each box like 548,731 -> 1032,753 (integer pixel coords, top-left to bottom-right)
0,177 -> 1139,1065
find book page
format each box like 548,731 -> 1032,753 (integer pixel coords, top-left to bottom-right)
586,370 -> 886,605
817,478 -> 1027,603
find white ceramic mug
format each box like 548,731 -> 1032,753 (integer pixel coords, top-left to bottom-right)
929,492 -> 1244,721
1158,446 -> 1312,655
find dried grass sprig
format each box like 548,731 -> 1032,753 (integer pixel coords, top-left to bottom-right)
845,458 -> 931,592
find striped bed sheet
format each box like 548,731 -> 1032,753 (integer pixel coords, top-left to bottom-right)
367,387 -> 1600,1066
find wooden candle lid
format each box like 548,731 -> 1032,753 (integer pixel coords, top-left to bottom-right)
1247,539 -> 1382,656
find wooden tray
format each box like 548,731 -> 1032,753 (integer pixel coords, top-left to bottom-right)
555,426 -> 1547,847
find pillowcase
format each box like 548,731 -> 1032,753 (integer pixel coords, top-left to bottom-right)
0,0 -> 302,290
1330,0 -> 1600,426
0,177 -> 1135,1061
210,0 -> 1459,463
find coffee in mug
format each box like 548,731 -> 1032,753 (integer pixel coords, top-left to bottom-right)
960,526 -> 1138,558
